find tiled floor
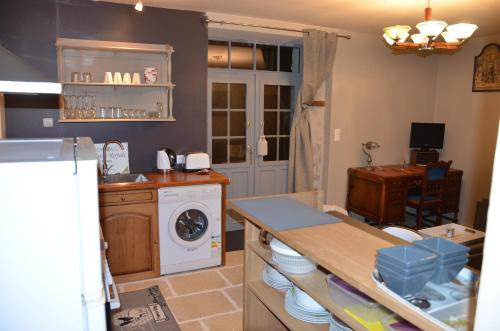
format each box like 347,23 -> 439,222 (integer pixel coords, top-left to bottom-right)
117,250 -> 244,331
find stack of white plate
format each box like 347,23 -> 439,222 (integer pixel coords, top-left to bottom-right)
328,314 -> 352,331
270,238 -> 317,274
262,265 -> 292,291
284,285 -> 330,324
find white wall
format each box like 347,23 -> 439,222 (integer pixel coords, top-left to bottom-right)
325,32 -> 438,206
433,34 -> 500,226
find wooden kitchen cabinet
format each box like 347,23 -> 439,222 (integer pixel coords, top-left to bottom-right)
99,189 -> 160,283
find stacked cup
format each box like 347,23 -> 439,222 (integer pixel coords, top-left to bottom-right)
376,245 -> 437,296
413,237 -> 470,284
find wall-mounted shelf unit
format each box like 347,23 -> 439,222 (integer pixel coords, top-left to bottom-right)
56,38 -> 175,123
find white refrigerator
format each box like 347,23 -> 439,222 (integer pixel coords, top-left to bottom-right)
0,137 -> 106,331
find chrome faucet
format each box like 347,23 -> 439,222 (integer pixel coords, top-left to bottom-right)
102,139 -> 124,177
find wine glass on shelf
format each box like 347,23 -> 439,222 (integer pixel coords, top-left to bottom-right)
90,95 -> 97,119
63,95 -> 71,120
74,95 -> 82,119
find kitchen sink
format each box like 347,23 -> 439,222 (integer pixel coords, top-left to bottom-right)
99,173 -> 150,184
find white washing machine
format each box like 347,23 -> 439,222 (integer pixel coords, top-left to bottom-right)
158,184 -> 222,274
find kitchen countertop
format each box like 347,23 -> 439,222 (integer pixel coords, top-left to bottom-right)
98,170 -> 230,192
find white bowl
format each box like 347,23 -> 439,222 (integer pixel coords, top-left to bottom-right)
270,238 -> 301,257
293,285 -> 325,311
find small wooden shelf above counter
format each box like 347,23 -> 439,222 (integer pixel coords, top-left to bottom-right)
56,38 -> 175,123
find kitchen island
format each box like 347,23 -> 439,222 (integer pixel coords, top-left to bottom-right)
229,191 -> 473,331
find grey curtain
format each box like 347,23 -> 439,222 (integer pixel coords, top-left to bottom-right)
287,29 -> 338,192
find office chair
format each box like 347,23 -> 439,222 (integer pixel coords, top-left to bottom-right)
406,160 -> 452,229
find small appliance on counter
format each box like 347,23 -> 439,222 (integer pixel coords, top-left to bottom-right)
184,152 -> 210,172
157,148 -> 176,173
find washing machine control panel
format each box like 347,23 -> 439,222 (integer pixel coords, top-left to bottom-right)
159,184 -> 221,202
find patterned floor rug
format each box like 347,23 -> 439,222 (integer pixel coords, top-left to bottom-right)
112,285 -> 180,331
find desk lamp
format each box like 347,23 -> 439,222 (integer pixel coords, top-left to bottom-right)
362,141 -> 380,170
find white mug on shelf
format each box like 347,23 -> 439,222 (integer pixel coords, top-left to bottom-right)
144,67 -> 158,84
132,73 -> 141,85
123,72 -> 131,84
113,72 -> 122,84
104,72 -> 113,84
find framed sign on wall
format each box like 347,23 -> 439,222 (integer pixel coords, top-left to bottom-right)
472,43 -> 500,92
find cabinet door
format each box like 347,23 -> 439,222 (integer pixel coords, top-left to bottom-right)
100,202 -> 159,282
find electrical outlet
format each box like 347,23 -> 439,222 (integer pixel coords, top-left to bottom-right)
43,118 -> 54,128
334,128 -> 341,141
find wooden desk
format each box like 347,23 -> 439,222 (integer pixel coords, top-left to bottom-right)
347,165 -> 463,225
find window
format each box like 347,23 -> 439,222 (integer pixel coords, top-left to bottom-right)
263,85 -> 294,161
211,83 -> 247,165
208,41 -> 300,73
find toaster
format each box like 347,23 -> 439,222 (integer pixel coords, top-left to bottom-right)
184,152 -> 211,172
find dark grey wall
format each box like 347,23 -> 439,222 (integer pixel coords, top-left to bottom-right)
1,0 -> 208,172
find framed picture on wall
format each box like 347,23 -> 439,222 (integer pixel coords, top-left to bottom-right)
472,43 -> 500,92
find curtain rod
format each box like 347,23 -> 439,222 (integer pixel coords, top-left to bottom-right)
204,18 -> 352,40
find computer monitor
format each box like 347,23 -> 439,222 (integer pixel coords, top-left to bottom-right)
409,123 -> 445,150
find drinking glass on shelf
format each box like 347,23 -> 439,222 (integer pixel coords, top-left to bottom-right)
98,107 -> 107,119
114,107 -> 123,119
106,106 -> 114,119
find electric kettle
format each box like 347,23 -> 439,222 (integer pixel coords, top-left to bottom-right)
156,148 -> 176,173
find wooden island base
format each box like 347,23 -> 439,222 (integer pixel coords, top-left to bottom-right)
230,191 -> 463,331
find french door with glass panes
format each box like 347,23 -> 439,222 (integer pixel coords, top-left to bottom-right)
208,72 -> 299,199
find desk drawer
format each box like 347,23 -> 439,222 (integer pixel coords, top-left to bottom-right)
387,180 -> 405,190
100,190 -> 157,206
388,190 -> 404,201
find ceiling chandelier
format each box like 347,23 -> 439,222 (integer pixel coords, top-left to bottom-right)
383,0 -> 478,52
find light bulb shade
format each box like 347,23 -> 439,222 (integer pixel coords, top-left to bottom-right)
135,1 -> 143,11
383,25 -> 412,40
411,34 -> 429,44
446,23 -> 478,39
383,33 -> 396,45
441,31 -> 459,43
398,32 -> 410,43
416,20 -> 447,37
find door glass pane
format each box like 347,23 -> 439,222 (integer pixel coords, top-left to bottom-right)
279,137 -> 290,160
230,138 -> 246,163
280,85 -> 293,109
263,137 -> 277,161
279,111 -> 292,135
231,42 -> 254,70
264,112 -> 278,135
176,209 -> 208,241
230,83 -> 246,109
212,83 -> 228,109
208,41 -> 229,68
212,139 -> 227,164
256,44 -> 277,71
230,111 -> 246,136
264,85 -> 278,109
212,111 -> 227,136
280,46 -> 300,73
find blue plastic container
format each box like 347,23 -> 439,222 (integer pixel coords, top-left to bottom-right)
377,264 -> 434,296
430,259 -> 468,284
376,257 -> 436,275
414,237 -> 470,261
377,245 -> 438,269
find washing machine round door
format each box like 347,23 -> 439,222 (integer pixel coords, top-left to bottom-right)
169,202 -> 213,248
